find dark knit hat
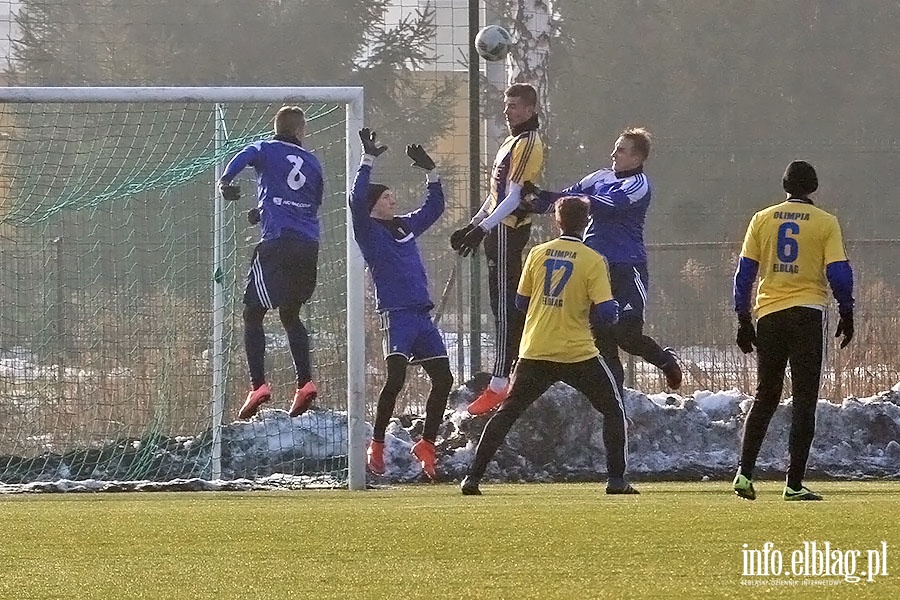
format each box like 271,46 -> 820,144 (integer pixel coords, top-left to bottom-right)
782,160 -> 818,196
367,183 -> 389,211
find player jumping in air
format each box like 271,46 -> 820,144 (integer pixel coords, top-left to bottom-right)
461,196 -> 637,496
523,127 -> 682,397
219,106 -> 324,420
349,128 -> 453,479
451,83 -> 545,416
732,160 -> 854,501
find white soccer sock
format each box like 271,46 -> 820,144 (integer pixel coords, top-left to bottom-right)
489,377 -> 508,393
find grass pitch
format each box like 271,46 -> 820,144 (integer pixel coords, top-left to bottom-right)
1,481 -> 898,599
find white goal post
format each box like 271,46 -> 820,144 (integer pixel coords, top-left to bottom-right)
0,86 -> 369,491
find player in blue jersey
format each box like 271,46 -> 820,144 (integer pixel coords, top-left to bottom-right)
461,196 -> 637,496
732,160 -> 854,501
349,128 -> 453,480
219,106 -> 324,421
523,127 -> 682,396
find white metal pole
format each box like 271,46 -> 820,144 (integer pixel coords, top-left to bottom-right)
345,90 -> 366,490
211,104 -> 226,480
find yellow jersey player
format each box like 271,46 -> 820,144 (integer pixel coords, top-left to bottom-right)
461,196 -> 637,496
450,83 -> 545,415
732,160 -> 854,502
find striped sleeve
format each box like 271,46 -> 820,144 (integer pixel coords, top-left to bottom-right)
586,173 -> 649,210
508,131 -> 543,185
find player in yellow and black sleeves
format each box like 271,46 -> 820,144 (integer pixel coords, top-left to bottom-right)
451,83 -> 545,416
732,160 -> 854,502
461,196 -> 637,496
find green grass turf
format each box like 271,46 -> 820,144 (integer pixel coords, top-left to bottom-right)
1,481 -> 898,599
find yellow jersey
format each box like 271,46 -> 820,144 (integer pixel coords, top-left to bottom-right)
488,129 -> 544,228
518,236 -> 614,362
740,199 -> 848,319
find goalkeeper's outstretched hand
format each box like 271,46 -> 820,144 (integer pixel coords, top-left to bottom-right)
359,128 -> 388,158
406,144 -> 435,171
220,182 -> 241,202
450,224 -> 475,251
457,225 -> 487,257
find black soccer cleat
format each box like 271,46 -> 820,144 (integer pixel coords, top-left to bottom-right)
461,476 -> 482,496
606,479 -> 640,495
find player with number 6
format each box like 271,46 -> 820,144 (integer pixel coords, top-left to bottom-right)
732,160 -> 855,502
218,105 -> 325,421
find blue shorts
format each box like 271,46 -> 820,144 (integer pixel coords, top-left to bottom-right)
379,309 -> 447,363
608,262 -> 649,323
244,232 -> 318,309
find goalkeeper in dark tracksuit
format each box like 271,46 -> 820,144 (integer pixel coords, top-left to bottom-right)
732,160 -> 854,501
451,83 -> 545,416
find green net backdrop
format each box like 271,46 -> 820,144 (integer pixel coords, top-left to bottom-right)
0,99 -> 353,483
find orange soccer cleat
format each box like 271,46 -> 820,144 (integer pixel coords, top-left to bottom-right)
367,440 -> 385,475
411,439 -> 437,479
288,380 -> 317,417
466,387 -> 508,416
238,382 -> 272,420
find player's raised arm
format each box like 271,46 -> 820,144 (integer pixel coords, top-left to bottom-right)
402,144 -> 444,236
349,128 -> 388,230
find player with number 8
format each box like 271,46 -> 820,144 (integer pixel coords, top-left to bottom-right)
218,105 -> 325,420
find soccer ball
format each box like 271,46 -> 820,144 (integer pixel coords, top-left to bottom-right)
475,25 -> 512,62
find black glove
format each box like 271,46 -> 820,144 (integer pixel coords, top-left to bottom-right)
406,144 -> 435,171
835,311 -> 854,349
522,180 -> 542,201
359,128 -> 388,158
247,208 -> 261,225
457,225 -> 487,257
450,224 -> 475,251
511,181 -> 543,219
736,314 -> 756,354
220,182 -> 240,202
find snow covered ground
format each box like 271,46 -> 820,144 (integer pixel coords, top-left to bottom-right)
2,376 -> 899,492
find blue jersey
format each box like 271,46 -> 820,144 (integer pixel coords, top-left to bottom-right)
534,167 -> 651,264
349,164 -> 444,313
222,137 -> 324,242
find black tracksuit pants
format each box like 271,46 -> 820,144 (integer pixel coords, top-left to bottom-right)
483,223 -> 531,380
739,307 -> 825,489
466,357 -> 628,482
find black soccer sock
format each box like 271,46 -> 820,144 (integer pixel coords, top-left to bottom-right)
279,306 -> 311,386
420,358 -> 453,442
373,355 -> 408,443
243,305 -> 268,389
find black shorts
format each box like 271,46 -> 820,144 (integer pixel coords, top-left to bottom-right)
244,233 -> 318,309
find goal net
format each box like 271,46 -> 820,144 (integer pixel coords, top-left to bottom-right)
0,87 -> 368,490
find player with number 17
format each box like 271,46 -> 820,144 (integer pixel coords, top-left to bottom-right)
218,105 -> 325,421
